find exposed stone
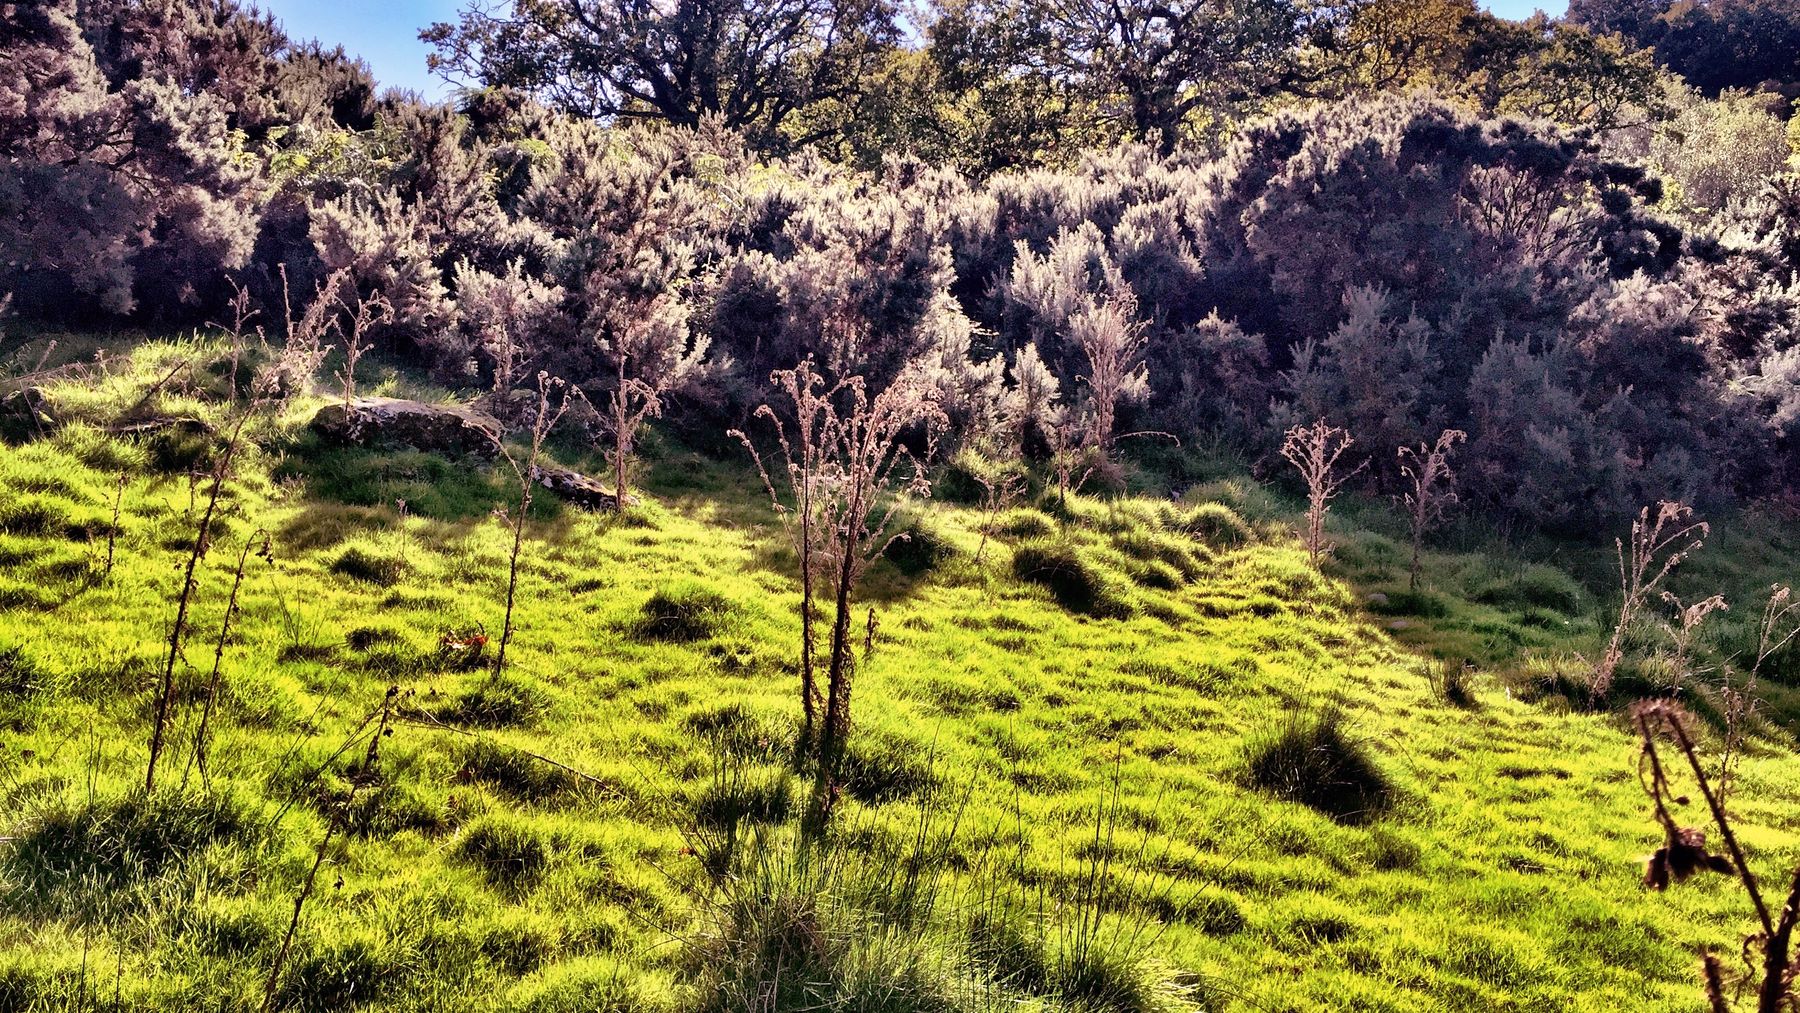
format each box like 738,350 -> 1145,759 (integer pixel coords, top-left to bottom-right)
1364,592 -> 1390,607
110,416 -> 211,437
0,385 -> 55,439
310,397 -> 502,459
530,463 -> 637,511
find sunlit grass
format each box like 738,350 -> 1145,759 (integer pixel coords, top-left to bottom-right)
0,341 -> 1794,1011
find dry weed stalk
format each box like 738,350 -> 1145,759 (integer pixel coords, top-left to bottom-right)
490,372 -> 582,682
1397,428 -> 1465,590
732,359 -> 944,819
334,287 -> 393,409
145,373 -> 283,792
103,472 -> 125,583
261,686 -> 400,1013
1281,419 -> 1365,568
604,320 -> 706,512
1591,502 -> 1708,700
148,271 -> 353,790
1719,584 -> 1800,802
184,530 -> 271,788
1660,591 -> 1728,694
271,264 -> 345,399
1634,699 -> 1800,1013
973,468 -> 1026,567
208,278 -> 258,404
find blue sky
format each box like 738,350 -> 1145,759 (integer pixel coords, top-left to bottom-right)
259,0 -> 1571,101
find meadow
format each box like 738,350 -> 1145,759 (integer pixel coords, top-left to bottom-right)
3,334 -> 1799,1012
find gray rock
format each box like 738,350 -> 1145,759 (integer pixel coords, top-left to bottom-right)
530,463 -> 637,511
1365,592 -> 1390,607
310,397 -> 502,459
0,385 -> 55,437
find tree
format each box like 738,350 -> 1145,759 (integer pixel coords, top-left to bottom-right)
1640,85 -> 1791,216
1281,285 -> 1440,466
1571,0 -> 1800,100
1476,17 -> 1663,134
423,0 -> 899,149
929,0 -> 1344,154
1328,0 -> 1477,95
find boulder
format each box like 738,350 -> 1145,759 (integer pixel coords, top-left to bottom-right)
310,397 -> 502,459
530,463 -> 637,511
0,385 -> 55,440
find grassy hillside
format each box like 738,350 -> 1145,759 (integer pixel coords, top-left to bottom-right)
3,337 -> 1799,1012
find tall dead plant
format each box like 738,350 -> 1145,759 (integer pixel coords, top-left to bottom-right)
208,279 -> 258,404
261,686 -> 399,1013
602,319 -> 706,512
1660,591 -> 1728,695
1396,428 -> 1465,590
334,287 -> 393,410
973,468 -> 1027,568
489,372 -> 581,683
1719,584 -> 1800,803
1591,502 -> 1708,701
1281,419 -> 1364,568
184,529 -> 271,789
1635,699 -> 1800,1013
145,270 -> 340,791
732,360 -> 945,823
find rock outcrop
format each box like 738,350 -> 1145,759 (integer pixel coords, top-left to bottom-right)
529,463 -> 637,511
311,397 -> 502,459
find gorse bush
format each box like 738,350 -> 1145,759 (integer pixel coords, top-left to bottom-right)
16,0 -> 1792,536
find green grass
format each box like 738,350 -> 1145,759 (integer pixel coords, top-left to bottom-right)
2,339 -> 1799,1011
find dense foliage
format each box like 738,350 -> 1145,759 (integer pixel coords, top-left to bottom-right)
7,0 -> 1800,533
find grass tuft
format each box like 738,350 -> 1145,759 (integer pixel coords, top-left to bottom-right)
456,817 -> 551,892
1180,502 -> 1253,549
4,789 -> 267,907
1244,709 -> 1394,825
454,740 -> 579,802
1012,541 -> 1135,619
331,546 -> 407,587
634,583 -> 737,642
438,677 -> 550,728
